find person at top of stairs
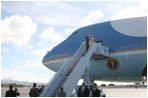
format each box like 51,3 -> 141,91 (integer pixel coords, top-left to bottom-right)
85,34 -> 90,52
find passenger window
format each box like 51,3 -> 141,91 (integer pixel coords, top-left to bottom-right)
130,43 -> 134,47
55,54 -> 57,57
136,42 -> 139,46
125,43 -> 128,48
120,45 -> 124,48
142,42 -> 145,46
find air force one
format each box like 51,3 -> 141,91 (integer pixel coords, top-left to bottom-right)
42,17 -> 147,83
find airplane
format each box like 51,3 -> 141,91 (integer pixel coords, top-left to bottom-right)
42,16 -> 147,83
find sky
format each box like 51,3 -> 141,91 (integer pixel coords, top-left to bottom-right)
1,0 -> 147,84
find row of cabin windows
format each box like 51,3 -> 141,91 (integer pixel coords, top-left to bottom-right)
120,42 -> 145,48
49,53 -> 67,58
48,42 -> 145,59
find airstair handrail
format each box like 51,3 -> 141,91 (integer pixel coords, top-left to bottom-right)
43,73 -> 63,96
45,73 -> 56,87
40,42 -> 86,97
63,42 -> 97,96
44,59 -> 70,92
40,41 -> 109,97
59,43 -> 86,75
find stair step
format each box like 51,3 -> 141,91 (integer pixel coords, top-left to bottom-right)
40,42 -> 109,97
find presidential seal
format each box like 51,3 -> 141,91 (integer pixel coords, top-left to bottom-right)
106,58 -> 120,71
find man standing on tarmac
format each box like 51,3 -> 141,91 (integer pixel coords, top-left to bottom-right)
29,83 -> 39,97
90,83 -> 100,97
78,82 -> 90,97
57,86 -> 66,97
5,85 -> 20,97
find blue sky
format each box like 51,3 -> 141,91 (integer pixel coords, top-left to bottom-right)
1,0 -> 147,83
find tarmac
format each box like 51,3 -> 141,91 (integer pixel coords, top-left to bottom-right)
1,86 -> 147,97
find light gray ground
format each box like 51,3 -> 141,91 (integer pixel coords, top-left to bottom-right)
1,87 -> 147,97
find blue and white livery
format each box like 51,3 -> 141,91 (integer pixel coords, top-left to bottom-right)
42,17 -> 147,82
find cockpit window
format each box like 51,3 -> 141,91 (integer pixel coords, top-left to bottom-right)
72,31 -> 77,35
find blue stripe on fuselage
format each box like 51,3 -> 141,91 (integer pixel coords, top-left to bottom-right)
43,19 -> 146,62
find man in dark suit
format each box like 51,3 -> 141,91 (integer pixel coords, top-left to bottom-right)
78,82 -> 89,97
86,34 -> 90,52
91,83 -> 100,97
29,83 -> 39,97
5,85 -> 20,97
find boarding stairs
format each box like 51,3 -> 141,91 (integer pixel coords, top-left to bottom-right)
40,42 -> 109,97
